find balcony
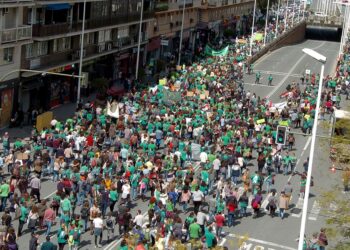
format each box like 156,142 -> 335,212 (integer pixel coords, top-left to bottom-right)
32,11 -> 155,37
0,25 -> 32,44
0,0 -> 33,7
22,32 -> 148,70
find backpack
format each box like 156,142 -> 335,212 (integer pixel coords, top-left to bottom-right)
252,200 -> 260,209
80,207 -> 89,218
106,218 -> 113,228
72,230 -> 79,241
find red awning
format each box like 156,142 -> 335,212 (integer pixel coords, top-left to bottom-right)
147,37 -> 161,51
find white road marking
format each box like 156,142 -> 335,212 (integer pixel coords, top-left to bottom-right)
258,70 -> 302,77
228,233 -> 297,250
261,193 -> 272,212
243,83 -> 275,87
308,200 -> 321,221
219,238 -> 227,246
267,41 -> 326,98
291,198 -> 304,218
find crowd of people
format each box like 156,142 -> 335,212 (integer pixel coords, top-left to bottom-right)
0,14 -> 345,250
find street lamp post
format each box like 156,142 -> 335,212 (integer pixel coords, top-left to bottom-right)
284,0 -> 289,32
275,0 -> 281,38
263,0 -> 270,46
177,0 -> 186,66
135,0 -> 144,80
77,0 -> 86,105
249,0 -> 257,56
298,48 -> 327,250
339,5 -> 350,56
292,0 -> 296,27
303,0 -> 306,20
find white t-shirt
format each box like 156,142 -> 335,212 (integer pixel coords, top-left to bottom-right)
122,184 -> 130,199
213,158 -> 221,170
93,217 -> 104,229
133,214 -> 144,227
200,152 -> 208,163
192,190 -> 204,201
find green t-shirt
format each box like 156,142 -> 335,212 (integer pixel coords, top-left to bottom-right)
109,190 -> 118,202
57,228 -> 67,244
189,223 -> 201,239
205,228 -> 216,248
0,183 -> 10,197
19,206 -> 28,222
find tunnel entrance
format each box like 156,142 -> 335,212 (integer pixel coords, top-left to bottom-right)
305,26 -> 342,41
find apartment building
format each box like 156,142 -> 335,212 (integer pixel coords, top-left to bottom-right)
0,0 -> 155,124
147,0 -> 254,65
0,0 -> 33,127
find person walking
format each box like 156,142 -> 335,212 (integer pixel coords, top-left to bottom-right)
93,212 -> 104,248
192,187 -> 204,214
278,191 -> 289,219
318,228 -> 328,250
43,204 -> 56,236
268,74 -> 273,86
17,202 -> 28,237
214,212 -> 225,240
29,175 -> 41,203
41,236 -> 56,250
255,71 -> 261,84
57,223 -> 68,250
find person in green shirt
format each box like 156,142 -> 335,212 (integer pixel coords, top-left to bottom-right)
0,181 -> 10,211
268,74 -> 273,86
189,219 -> 201,240
17,203 -> 29,236
57,223 -> 68,250
61,196 -> 72,218
41,236 -> 57,250
109,187 -> 119,212
205,226 -> 217,248
68,224 -> 81,249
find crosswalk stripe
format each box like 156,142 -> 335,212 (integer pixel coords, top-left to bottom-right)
308,200 -> 321,221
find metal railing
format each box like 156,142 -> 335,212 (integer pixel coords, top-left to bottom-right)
0,25 -> 32,43
32,11 -> 155,37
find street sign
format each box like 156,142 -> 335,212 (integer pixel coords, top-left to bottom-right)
160,39 -> 169,46
305,69 -> 311,75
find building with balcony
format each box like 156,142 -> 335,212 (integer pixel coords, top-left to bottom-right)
147,0 -> 254,68
0,1 -> 33,127
15,0 -> 155,113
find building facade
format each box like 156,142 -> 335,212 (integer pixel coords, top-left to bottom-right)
0,0 -> 254,126
147,0 -> 254,67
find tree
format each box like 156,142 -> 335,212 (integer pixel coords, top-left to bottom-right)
318,187 -> 350,249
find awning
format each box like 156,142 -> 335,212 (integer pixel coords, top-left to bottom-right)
46,4 -> 71,11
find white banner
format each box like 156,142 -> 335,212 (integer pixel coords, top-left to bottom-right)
107,101 -> 119,118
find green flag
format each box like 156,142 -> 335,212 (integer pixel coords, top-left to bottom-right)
205,45 -> 229,56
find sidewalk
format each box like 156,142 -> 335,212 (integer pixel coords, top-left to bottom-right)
1,93 -> 97,140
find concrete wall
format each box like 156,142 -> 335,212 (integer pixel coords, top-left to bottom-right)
248,21 -> 306,64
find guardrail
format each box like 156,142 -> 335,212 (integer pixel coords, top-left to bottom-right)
0,25 -> 32,44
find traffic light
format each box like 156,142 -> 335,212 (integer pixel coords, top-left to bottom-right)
276,126 -> 287,145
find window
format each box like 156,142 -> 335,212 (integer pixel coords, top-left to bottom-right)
53,37 -> 71,52
117,26 -> 129,38
3,47 -> 13,63
98,30 -> 112,43
80,33 -> 95,46
26,42 -> 48,58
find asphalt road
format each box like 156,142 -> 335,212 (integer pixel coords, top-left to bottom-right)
14,39 -> 341,250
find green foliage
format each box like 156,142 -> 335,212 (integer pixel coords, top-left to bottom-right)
319,187 -> 350,249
